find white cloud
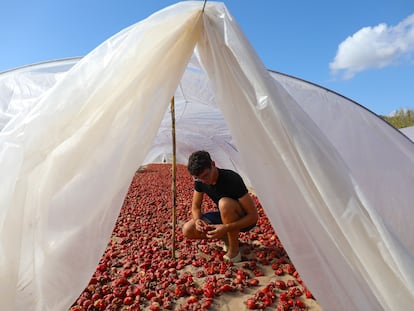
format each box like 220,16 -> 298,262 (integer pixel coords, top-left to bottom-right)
330,13 -> 414,79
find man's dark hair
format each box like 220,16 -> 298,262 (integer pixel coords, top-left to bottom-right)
187,150 -> 212,176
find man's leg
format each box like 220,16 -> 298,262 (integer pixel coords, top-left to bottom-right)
218,197 -> 245,260
182,219 -> 207,239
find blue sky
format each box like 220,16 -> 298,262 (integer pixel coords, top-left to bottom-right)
1,0 -> 413,116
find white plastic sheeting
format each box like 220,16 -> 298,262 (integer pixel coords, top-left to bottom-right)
0,1 -> 413,310
400,125 -> 414,141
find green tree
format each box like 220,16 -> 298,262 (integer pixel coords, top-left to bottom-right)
381,108 -> 414,129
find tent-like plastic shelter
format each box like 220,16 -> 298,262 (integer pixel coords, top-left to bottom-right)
1,2 -> 413,310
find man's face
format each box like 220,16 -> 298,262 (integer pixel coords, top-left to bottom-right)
195,167 -> 213,184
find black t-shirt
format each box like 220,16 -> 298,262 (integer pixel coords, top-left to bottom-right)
194,168 -> 248,205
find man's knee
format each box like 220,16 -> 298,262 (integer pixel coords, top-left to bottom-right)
218,197 -> 237,208
182,220 -> 194,238
218,197 -> 242,219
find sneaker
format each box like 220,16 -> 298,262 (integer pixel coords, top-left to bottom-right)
223,251 -> 242,263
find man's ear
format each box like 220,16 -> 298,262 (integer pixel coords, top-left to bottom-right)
211,161 -> 216,168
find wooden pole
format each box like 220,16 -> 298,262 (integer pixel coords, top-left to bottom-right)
170,97 -> 177,258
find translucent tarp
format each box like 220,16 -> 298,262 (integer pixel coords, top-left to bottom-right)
400,125 -> 414,141
1,1 -> 413,310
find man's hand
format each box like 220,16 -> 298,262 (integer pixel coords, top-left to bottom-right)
195,218 -> 209,232
205,224 -> 228,239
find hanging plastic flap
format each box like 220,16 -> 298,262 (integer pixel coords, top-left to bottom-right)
0,2 -> 202,310
197,3 -> 414,311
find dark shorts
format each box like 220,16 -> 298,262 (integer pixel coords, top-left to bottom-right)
202,211 -> 256,232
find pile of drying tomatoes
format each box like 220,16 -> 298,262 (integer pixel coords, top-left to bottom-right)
69,164 -> 317,311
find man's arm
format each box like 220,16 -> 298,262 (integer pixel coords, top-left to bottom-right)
191,190 -> 209,232
191,190 -> 204,220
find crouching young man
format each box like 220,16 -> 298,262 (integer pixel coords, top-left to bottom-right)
182,150 -> 258,262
